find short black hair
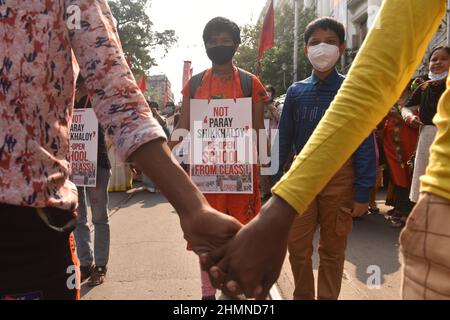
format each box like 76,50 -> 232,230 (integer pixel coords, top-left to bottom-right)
203,17 -> 241,45
429,45 -> 450,61
304,17 -> 346,45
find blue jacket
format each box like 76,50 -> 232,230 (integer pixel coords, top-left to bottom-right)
271,69 -> 377,203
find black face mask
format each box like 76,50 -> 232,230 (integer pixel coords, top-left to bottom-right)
206,46 -> 236,65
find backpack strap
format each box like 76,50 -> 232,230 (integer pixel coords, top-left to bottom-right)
189,71 -> 206,98
190,68 -> 253,98
237,67 -> 253,98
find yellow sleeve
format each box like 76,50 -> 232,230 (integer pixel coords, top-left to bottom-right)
272,0 -> 445,214
421,77 -> 450,200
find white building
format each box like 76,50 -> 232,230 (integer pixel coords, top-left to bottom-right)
308,0 -> 447,74
147,74 -> 175,111
311,0 -> 381,52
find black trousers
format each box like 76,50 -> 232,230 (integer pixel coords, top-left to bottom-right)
0,204 -> 79,300
394,186 -> 415,214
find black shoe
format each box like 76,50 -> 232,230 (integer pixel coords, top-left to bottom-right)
387,211 -> 402,221
385,209 -> 400,220
202,295 -> 216,300
368,205 -> 380,214
80,264 -> 94,282
391,217 -> 406,228
386,208 -> 397,216
88,265 -> 107,287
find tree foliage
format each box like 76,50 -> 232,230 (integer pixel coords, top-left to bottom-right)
234,2 -> 317,96
109,0 -> 177,76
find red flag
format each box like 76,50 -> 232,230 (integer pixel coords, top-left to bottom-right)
137,74 -> 147,94
257,0 -> 275,61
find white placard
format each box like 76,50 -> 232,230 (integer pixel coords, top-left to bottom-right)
190,98 -> 254,194
69,108 -> 99,187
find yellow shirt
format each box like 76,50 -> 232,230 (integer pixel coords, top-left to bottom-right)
272,0 -> 447,213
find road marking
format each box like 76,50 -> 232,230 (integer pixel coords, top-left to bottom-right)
269,284 -> 283,300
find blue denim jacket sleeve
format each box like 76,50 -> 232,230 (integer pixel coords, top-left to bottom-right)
352,132 -> 377,203
270,87 -> 296,186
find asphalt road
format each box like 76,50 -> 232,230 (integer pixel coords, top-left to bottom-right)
80,189 -> 402,300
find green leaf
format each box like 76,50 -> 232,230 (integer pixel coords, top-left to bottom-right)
109,0 -> 178,77
234,1 -> 316,96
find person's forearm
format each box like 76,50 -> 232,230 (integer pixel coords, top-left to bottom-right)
70,1 -> 166,162
260,195 -> 298,230
131,138 -> 207,218
154,112 -> 167,127
270,108 -> 280,122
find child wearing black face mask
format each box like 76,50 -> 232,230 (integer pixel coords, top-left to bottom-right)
171,16 -> 269,300
203,17 -> 240,66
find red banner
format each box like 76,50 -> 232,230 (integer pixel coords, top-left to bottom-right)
137,74 -> 147,94
257,0 -> 275,61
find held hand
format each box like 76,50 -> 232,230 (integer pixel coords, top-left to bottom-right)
352,201 -> 369,218
130,140 -> 241,255
267,104 -> 277,113
406,115 -> 423,128
180,205 -> 243,255
200,195 -> 297,299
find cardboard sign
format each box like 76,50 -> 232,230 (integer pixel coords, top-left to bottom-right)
190,98 -> 254,194
69,108 -> 98,187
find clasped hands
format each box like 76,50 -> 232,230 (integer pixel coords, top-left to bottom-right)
182,195 -> 297,300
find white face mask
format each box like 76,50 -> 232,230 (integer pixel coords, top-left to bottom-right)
307,43 -> 340,72
428,70 -> 448,82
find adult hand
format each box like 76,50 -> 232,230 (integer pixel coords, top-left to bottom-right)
131,139 -> 242,255
267,104 -> 277,113
406,115 -> 423,128
352,201 -> 369,217
200,195 -> 297,299
180,206 -> 243,255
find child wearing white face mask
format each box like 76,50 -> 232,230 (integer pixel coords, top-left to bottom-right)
401,46 -> 450,204
271,17 -> 377,300
306,42 -> 341,73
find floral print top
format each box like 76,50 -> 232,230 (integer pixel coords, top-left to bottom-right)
0,0 -> 165,210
